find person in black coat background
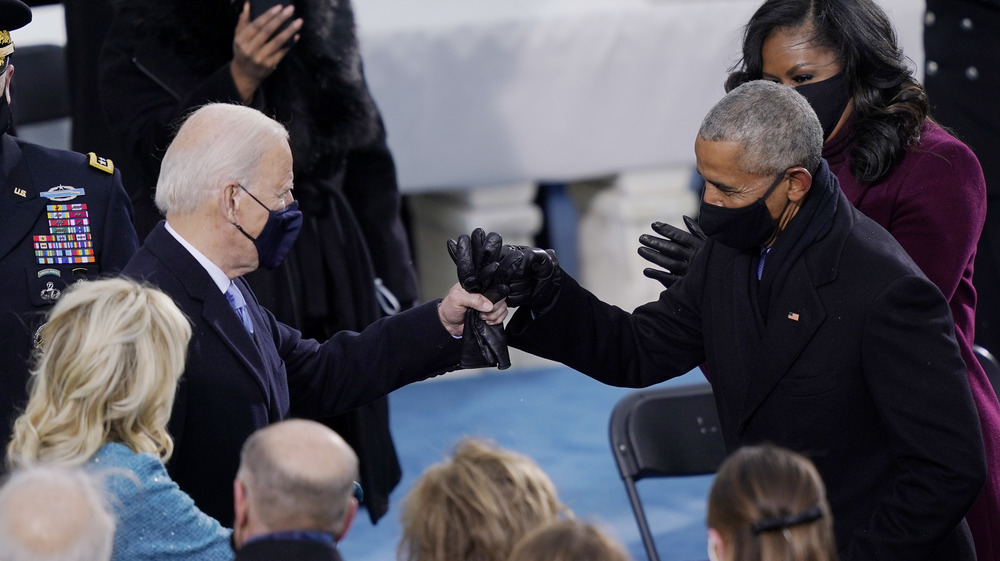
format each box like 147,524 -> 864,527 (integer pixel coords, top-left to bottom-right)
98,0 -> 419,523
0,0 -> 138,462
924,3 -> 1000,558
924,2 -> 1000,352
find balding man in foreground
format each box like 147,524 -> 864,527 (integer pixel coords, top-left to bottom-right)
0,466 -> 114,561
122,102 -> 506,524
233,420 -> 359,560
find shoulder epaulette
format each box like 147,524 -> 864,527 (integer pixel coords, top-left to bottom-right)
87,152 -> 114,174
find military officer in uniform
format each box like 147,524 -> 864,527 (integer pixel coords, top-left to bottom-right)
0,0 -> 139,463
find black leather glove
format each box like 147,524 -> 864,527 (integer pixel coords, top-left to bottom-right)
637,216 -> 706,289
496,245 -> 563,315
447,228 -> 511,370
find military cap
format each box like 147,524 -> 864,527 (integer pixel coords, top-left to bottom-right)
0,0 -> 31,72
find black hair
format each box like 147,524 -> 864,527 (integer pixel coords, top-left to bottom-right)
725,0 -> 928,184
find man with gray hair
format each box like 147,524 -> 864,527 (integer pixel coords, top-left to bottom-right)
0,466 -> 114,561
232,419 -> 359,561
480,80 -> 986,560
122,102 -> 507,525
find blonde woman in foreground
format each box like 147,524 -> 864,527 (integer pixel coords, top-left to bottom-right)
398,437 -> 570,561
6,278 -> 232,561
707,444 -> 836,561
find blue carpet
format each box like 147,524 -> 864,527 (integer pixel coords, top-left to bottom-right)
338,365 -> 712,561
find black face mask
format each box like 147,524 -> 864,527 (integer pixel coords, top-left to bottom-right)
234,185 -> 303,270
698,170 -> 788,250
795,71 -> 851,141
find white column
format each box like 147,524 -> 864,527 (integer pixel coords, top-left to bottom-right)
577,165 -> 699,313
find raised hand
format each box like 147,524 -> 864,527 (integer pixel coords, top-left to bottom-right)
637,216 -> 706,289
231,2 -> 303,103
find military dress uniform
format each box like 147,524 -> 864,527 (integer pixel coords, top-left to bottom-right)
0,135 -> 138,460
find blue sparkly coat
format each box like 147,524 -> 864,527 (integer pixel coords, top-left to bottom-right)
86,442 -> 233,561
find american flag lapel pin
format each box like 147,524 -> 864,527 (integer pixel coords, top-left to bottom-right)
787,312 -> 800,322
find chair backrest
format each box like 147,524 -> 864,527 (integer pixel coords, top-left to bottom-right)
609,382 -> 727,561
974,344 -> 1000,401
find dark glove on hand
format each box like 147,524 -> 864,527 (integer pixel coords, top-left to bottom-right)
637,215 -> 706,289
447,228 -> 511,369
497,245 -> 563,315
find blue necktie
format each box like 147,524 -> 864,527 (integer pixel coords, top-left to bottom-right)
757,247 -> 770,280
225,283 -> 254,335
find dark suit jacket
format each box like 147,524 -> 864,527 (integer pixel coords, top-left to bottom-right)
122,222 -> 461,524
0,134 -> 138,458
508,168 -> 985,561
101,0 -> 419,520
235,538 -> 343,561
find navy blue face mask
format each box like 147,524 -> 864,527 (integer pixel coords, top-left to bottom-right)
795,71 -> 851,141
698,170 -> 788,250
234,184 -> 303,270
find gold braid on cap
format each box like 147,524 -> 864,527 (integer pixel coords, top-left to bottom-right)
0,30 -> 13,67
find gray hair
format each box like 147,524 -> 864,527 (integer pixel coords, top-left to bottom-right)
0,466 -> 115,561
237,420 -> 358,536
699,80 -> 823,176
155,103 -> 290,216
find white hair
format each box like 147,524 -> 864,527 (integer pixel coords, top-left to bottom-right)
0,466 -> 115,561
699,80 -> 823,176
155,103 -> 290,215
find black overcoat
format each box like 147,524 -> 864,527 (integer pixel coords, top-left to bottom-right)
509,165 -> 985,561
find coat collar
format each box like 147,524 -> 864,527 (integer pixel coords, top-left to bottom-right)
145,223 -> 272,399
733,185 -> 857,433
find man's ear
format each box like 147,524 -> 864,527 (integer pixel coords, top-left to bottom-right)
233,479 -> 250,548
785,167 -> 813,203
222,183 -> 241,223
336,498 -> 359,543
4,65 -> 13,103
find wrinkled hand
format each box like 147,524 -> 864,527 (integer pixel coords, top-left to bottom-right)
231,2 -> 303,103
447,229 -> 512,369
637,216 -> 706,289
496,245 -> 563,315
438,283 -> 508,335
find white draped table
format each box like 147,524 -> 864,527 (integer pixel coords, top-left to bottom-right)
354,0 -> 924,312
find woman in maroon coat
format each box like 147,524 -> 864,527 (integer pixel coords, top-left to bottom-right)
723,0 -> 998,556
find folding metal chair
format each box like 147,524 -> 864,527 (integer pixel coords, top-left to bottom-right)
608,383 -> 727,561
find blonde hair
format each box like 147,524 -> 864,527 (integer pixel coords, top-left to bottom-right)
7,278 -> 191,469
707,445 -> 837,561
507,519 -> 632,561
398,438 -> 570,561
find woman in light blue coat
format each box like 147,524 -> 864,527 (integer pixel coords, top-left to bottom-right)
6,278 -> 232,561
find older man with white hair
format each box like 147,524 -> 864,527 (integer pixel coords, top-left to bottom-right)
0,466 -> 114,561
123,102 -> 506,525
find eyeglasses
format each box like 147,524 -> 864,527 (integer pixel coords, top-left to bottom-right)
353,481 -> 364,503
